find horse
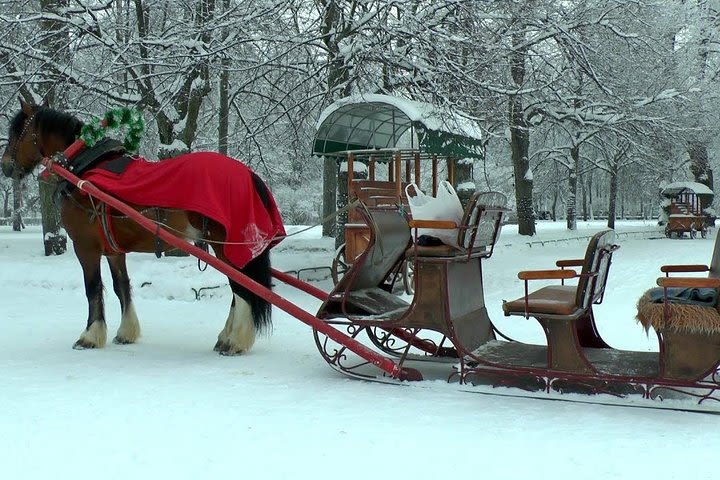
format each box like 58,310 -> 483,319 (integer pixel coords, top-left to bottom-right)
1,99 -> 285,355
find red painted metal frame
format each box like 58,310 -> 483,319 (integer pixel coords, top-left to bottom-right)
274,268 -> 447,357
47,139 -> 405,379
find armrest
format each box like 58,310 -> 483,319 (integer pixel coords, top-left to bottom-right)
660,264 -> 709,275
556,259 -> 584,268
518,269 -> 578,280
407,219 -> 457,229
656,277 -> 720,288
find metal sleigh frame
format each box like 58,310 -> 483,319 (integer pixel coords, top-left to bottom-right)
46,136 -> 720,413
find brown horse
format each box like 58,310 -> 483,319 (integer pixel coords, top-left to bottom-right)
1,99 -> 284,355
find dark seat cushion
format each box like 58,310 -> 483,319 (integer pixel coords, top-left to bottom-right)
502,285 -> 579,316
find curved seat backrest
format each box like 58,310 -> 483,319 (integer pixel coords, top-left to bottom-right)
576,229 -> 619,310
336,203 -> 411,293
456,191 -> 509,256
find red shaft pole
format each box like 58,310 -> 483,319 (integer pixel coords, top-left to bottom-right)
271,268 -> 328,301
45,150 -> 402,379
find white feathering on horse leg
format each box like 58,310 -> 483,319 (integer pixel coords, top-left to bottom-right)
223,295 -> 256,355
214,301 -> 235,351
114,302 -> 140,344
74,321 -> 107,349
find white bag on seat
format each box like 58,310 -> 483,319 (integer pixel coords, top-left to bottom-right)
405,181 -> 464,247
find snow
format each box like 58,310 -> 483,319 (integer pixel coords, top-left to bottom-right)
457,181 -> 476,192
159,138 -> 188,153
1,221 -> 719,479
338,161 -> 368,174
661,181 -> 714,196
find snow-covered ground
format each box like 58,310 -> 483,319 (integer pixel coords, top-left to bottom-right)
1,219 -> 718,479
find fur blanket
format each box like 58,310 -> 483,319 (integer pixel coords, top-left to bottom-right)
636,288 -> 720,335
82,151 -> 285,268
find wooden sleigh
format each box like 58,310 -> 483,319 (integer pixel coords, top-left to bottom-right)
313,196 -> 720,409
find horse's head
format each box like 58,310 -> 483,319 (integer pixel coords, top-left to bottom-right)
2,98 -> 44,179
2,98 -> 80,179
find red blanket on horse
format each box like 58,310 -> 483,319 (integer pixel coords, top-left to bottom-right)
81,152 -> 285,268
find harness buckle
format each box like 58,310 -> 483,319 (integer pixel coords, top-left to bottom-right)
52,152 -> 70,170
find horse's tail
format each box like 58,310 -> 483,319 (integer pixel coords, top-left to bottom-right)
235,171 -> 275,333
238,246 -> 272,334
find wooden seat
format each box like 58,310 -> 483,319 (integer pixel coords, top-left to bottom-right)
398,191 -> 508,354
636,231 -> 720,380
502,230 -> 619,373
321,203 -> 412,318
502,285 -> 577,316
406,191 -> 508,261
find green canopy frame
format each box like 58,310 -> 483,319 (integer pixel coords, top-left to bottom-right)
313,94 -> 483,159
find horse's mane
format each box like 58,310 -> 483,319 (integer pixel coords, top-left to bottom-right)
10,107 -> 83,145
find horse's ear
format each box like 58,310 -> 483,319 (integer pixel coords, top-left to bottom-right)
19,97 -> 33,115
41,97 -> 50,108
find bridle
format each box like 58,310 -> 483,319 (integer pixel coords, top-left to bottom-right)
7,112 -> 43,177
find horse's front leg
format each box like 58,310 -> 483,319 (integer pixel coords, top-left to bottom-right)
107,254 -> 140,344
73,247 -> 107,349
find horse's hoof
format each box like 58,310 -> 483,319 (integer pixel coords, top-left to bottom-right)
73,340 -> 97,350
216,341 -> 245,356
219,348 -> 245,356
113,336 -> 134,345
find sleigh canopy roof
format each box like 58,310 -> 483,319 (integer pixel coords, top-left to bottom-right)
313,94 -> 483,160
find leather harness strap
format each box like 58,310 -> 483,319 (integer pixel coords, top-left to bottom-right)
96,203 -> 126,255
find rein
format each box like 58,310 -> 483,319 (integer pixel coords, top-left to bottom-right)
148,198 -> 363,247
10,112 -> 43,177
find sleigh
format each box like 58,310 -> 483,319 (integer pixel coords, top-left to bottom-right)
661,182 -> 714,239
312,195 -> 720,410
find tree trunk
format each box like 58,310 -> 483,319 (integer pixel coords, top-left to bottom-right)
12,177 -> 23,231
688,142 -> 714,211
318,0 -> 352,238
581,176 -> 588,222
218,0 -> 230,156
566,145 -> 579,230
132,0 -> 211,160
218,61 -> 230,156
453,158 -> 474,206
607,165 -> 619,229
508,31 -> 535,236
39,177 -> 66,255
324,158 -> 338,239
38,0 -> 69,254
588,171 -> 594,221
2,186 -> 10,217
